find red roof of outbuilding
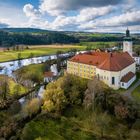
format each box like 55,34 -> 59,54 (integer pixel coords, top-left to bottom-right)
69,52 -> 135,71
121,72 -> 135,83
44,72 -> 54,77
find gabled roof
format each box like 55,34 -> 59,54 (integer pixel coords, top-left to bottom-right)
121,72 -> 135,83
69,51 -> 135,71
44,71 -> 54,77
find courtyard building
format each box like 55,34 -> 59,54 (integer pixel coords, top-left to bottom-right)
67,29 -> 137,89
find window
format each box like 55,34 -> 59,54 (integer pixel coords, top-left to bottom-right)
97,74 -> 100,80
122,83 -> 124,87
112,77 -> 115,85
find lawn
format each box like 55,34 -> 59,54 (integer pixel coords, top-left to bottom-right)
0,75 -> 27,96
131,72 -> 140,102
132,86 -> 140,102
78,42 -> 117,49
0,45 -> 85,62
14,63 -> 45,84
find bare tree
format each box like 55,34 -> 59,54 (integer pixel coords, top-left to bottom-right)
83,77 -> 104,110
0,76 -> 10,100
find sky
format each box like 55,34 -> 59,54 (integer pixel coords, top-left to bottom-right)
0,0 -> 140,32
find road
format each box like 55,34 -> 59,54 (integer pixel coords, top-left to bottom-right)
123,79 -> 140,99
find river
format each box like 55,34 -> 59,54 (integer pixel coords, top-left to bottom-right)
0,53 -> 70,76
0,51 -> 86,106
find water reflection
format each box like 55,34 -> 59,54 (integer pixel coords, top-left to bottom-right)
0,53 -> 70,76
0,51 -> 85,106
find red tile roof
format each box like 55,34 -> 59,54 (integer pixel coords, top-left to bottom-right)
121,72 -> 135,83
44,72 -> 54,77
69,52 -> 135,71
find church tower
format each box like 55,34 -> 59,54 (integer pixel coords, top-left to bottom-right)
123,28 -> 133,56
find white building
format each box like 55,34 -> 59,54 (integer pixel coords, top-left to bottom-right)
123,28 -> 140,65
67,28 -> 138,90
44,71 -> 54,83
67,51 -> 136,90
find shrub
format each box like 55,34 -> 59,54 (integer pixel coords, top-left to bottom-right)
22,98 -> 41,118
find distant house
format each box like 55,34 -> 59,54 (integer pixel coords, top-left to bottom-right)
44,71 -> 54,83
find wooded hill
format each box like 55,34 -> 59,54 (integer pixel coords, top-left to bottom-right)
0,28 -> 140,47
0,28 -> 79,47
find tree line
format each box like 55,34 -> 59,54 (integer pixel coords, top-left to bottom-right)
0,30 -> 79,47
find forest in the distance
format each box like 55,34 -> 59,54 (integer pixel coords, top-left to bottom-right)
0,28 -> 140,47
0,28 -> 79,47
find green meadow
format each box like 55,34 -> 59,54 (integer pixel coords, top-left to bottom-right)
0,42 -> 118,62
0,45 -> 84,62
0,75 -> 27,96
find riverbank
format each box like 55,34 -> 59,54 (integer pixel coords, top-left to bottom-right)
0,44 -> 84,63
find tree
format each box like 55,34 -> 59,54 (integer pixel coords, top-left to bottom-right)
96,112 -> 111,138
86,46 -> 92,51
68,48 -> 77,56
0,76 -> 10,100
43,80 -> 67,113
62,74 -> 87,105
43,74 -> 87,113
83,78 -> 104,110
17,53 -> 22,67
56,50 -> 63,58
22,98 -> 41,118
56,58 -> 62,73
127,130 -> 140,140
13,84 -> 22,96
44,61 -> 51,72
9,100 -> 21,115
115,103 -> 129,119
29,53 -> 34,64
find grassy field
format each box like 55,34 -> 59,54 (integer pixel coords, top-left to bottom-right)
78,42 -> 118,49
0,42 -> 138,63
132,86 -> 140,102
0,75 -> 27,96
14,64 -> 45,83
0,42 -> 120,63
131,72 -> 140,102
0,45 -> 85,62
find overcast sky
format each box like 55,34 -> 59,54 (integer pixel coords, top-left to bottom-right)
0,0 -> 140,32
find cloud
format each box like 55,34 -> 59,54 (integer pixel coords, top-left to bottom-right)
22,0 -> 140,32
76,6 -> 113,22
0,22 -> 9,28
46,6 -> 114,30
0,18 -> 9,28
39,0 -> 122,16
23,4 -> 41,19
79,10 -> 140,32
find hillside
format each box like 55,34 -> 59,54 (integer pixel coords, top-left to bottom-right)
0,28 -> 140,48
1,28 -> 49,33
0,29 -> 79,47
